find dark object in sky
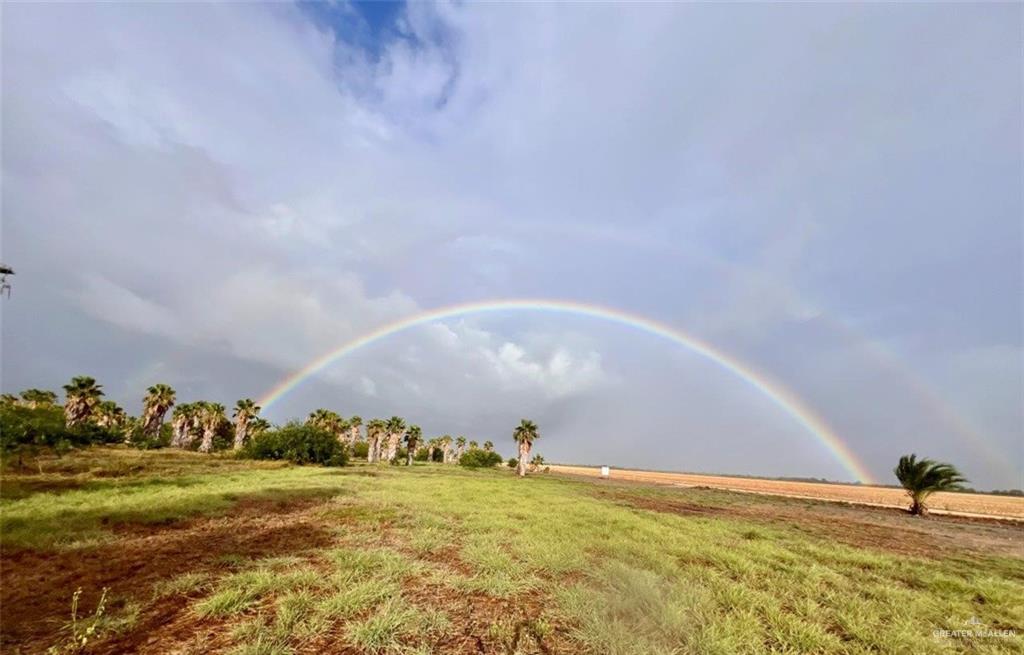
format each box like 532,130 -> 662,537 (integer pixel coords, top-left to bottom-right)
0,264 -> 13,298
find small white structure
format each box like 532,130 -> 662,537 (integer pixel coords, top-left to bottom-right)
600,465 -> 610,478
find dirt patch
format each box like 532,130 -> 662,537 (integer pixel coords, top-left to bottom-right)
592,486 -> 1024,559
0,496 -> 334,654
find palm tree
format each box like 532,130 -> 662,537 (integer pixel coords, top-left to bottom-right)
483,440 -> 494,453
250,417 -> 271,438
62,376 -> 104,428
366,419 -> 386,462
513,419 -> 539,477
405,425 -> 422,466
469,440 -> 479,451
141,383 -> 176,440
1,393 -> 19,406
94,400 -> 127,431
894,454 -> 967,516
440,435 -> 454,464
426,438 -> 438,462
456,436 -> 467,459
348,415 -> 362,446
198,402 -> 226,453
308,409 -> 345,443
20,389 -> 57,408
232,399 -> 260,450
384,416 -> 406,462
529,453 -> 546,472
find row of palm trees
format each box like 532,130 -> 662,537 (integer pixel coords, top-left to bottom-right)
9,376 -> 542,476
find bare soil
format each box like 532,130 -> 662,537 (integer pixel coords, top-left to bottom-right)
549,465 -> 1024,520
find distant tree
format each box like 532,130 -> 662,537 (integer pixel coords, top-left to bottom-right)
232,399 -> 260,450
455,436 -> 467,459
348,415 -> 362,447
404,425 -> 422,466
469,440 -> 479,451
94,400 -> 128,433
384,416 -> 406,462
440,435 -> 454,464
483,440 -> 494,453
529,453 -> 545,472
512,419 -> 539,477
894,454 -> 967,516
307,409 -> 345,443
1,394 -> 19,407
62,376 -> 103,428
141,384 -> 175,441
366,419 -> 386,462
197,402 -> 226,453
171,403 -> 200,448
20,389 -> 57,409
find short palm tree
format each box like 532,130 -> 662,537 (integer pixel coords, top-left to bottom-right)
405,425 -> 422,466
384,416 -> 406,462
513,419 -> 539,477
348,415 -> 362,446
198,402 -> 226,453
440,435 -> 453,463
62,376 -> 104,428
232,399 -> 260,450
456,436 -> 467,459
469,440 -> 479,450
366,419 -> 386,462
20,388 -> 57,408
894,454 -> 967,516
308,409 -> 345,442
483,440 -> 494,453
94,400 -> 128,432
141,384 -> 176,439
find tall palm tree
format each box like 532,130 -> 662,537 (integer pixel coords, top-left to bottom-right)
348,415 -> 362,446
894,454 -> 967,516
483,440 -> 494,453
198,402 -> 226,453
62,376 -> 104,428
232,399 -> 260,450
405,425 -> 422,466
440,435 -> 453,464
513,419 -> 539,477
141,384 -> 176,440
20,388 -> 57,408
384,416 -> 406,462
455,436 -> 467,459
426,438 -> 438,462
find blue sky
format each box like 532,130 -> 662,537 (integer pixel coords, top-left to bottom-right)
1,2 -> 1020,488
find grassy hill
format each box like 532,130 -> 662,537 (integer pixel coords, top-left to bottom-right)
2,448 -> 1022,654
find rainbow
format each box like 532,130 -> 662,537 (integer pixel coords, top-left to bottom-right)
257,299 -> 875,483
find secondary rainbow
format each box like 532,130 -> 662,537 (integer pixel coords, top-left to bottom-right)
257,299 -> 875,483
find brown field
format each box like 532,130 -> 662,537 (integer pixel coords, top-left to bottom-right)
548,465 -> 1024,520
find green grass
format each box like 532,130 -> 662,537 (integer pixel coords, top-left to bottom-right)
5,447 -> 1022,654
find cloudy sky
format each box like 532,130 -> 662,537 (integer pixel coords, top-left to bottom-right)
2,2 -> 1020,488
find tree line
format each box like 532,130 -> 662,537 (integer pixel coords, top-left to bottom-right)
2,376 -> 544,477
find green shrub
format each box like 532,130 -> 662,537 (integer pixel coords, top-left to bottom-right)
0,404 -> 121,463
413,447 -> 430,462
459,449 -> 503,469
351,441 -> 369,459
242,421 -> 348,466
506,457 -> 518,469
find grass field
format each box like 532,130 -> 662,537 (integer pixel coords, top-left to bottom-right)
1,448 -> 1022,654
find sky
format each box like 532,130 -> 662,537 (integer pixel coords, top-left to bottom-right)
1,2 -> 1021,489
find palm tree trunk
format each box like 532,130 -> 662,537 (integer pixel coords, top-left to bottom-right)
516,441 -> 530,477
199,426 -> 215,453
233,418 -> 248,451
406,447 -> 414,466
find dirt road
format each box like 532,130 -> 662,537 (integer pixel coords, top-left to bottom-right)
548,465 -> 1024,520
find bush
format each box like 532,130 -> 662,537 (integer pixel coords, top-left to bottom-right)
459,449 -> 503,469
0,404 -> 122,465
507,457 -> 518,469
351,441 -> 369,459
241,421 -> 348,466
128,423 -> 173,450
414,447 -> 430,462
